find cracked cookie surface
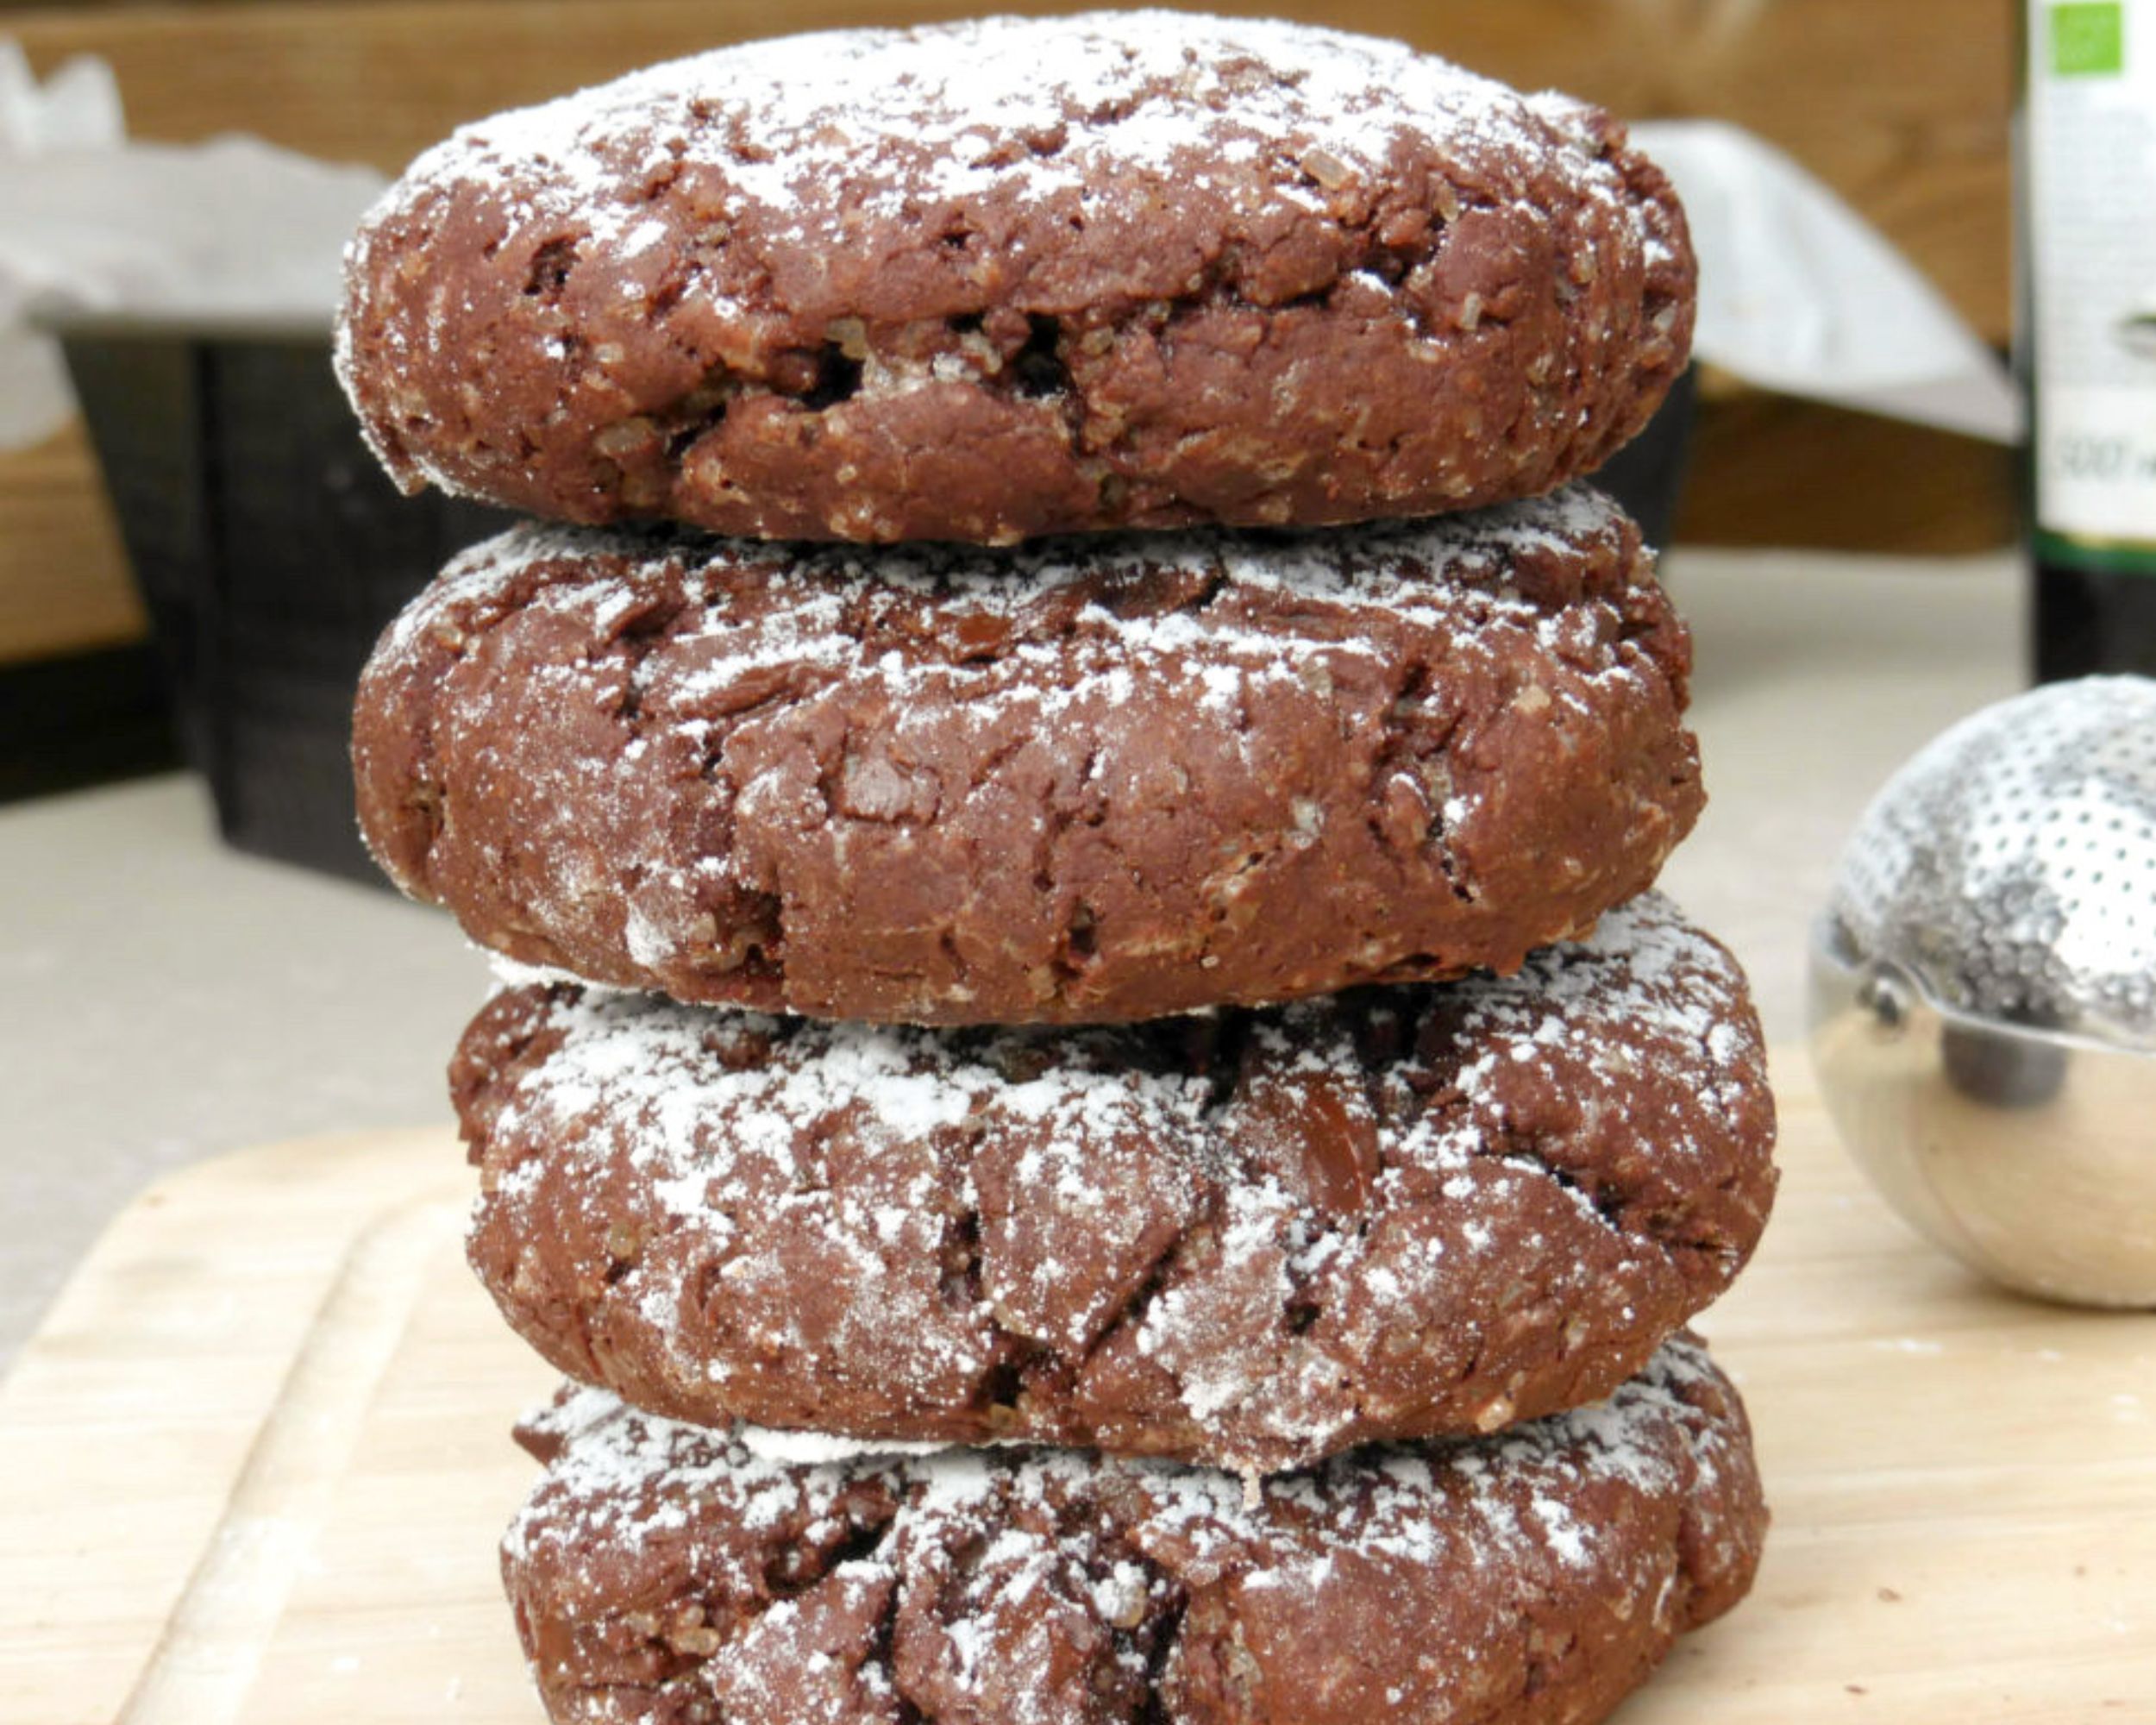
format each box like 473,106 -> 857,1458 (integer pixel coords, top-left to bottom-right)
335,11 -> 1694,543
503,1336 -> 1765,1725
356,486 -> 1702,1025
455,894 -> 1775,1475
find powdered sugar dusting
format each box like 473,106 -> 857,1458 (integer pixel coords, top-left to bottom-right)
365,482 -> 1695,1031
505,1336 -> 1758,1721
335,7 -> 1695,543
733,1424 -> 961,1466
463,892 -> 1774,1473
360,11 -> 1628,267
384,486 -> 1631,666
333,9 -> 1692,526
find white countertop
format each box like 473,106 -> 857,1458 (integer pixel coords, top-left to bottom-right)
0,544 -> 2025,1368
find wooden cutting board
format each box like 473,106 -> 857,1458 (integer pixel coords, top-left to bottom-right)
3,1058 -> 2152,1725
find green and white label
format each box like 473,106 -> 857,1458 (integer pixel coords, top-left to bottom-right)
2029,0 -> 2156,546
2053,2 -> 2127,73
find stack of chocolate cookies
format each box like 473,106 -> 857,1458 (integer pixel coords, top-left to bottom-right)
337,15 -> 1778,1722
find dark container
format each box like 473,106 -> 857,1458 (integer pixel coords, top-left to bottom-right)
55,321 -> 515,884
1595,361 -> 1695,555
55,327 -> 1693,887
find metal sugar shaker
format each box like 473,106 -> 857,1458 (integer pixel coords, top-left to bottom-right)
1809,675 -> 2156,1306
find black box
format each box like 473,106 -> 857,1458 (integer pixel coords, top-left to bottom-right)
56,323 -> 513,884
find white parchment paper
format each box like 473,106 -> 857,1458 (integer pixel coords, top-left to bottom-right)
0,42 -> 384,448
1633,119 -> 2019,443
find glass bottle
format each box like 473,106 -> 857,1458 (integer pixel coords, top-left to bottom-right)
2019,0 -> 2156,679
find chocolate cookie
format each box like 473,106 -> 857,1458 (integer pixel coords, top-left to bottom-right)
504,1337 -> 1764,1725
455,894 -> 1775,1475
358,488 -> 1702,1026
336,12 -> 1694,543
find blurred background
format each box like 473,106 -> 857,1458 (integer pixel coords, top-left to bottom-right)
0,1 -> 2029,1356
2,0 -> 2011,750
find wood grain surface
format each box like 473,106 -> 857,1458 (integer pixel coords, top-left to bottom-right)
2,1057 -> 2150,1725
0,423 -> 143,664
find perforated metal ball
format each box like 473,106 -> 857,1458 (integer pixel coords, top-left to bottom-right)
1826,676 -> 2156,1051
